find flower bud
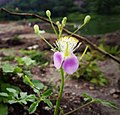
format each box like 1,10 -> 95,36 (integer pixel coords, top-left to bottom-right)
34,24 -> 40,34
56,21 -> 60,25
62,17 -> 67,27
56,21 -> 61,29
46,10 -> 51,17
84,15 -> 91,24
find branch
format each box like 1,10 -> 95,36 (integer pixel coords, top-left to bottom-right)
0,8 -> 120,64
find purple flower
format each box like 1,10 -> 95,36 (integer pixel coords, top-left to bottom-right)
53,36 -> 80,74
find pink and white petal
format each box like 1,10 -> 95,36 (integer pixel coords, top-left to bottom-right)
53,52 -> 63,69
62,54 -> 79,74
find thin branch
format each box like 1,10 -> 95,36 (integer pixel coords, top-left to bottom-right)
64,100 -> 94,115
0,8 -> 120,64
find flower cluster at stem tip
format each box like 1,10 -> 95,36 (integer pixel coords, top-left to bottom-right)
34,25 -> 80,74
34,10 -> 91,75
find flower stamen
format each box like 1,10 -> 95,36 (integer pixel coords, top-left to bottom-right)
57,36 -> 79,56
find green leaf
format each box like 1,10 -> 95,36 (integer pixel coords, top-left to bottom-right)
82,93 -> 93,101
0,92 -> 9,97
33,88 -> 40,95
90,78 -> 97,84
14,66 -> 22,73
18,99 -> 27,105
26,94 -> 36,102
20,92 -> 27,99
23,71 -> 32,78
22,56 -> 35,66
42,89 -> 52,97
6,88 -> 18,98
8,100 -> 17,104
95,99 -> 118,109
0,103 -> 8,115
43,99 -> 53,108
6,88 -> 17,93
28,101 -> 38,114
16,57 -> 24,65
2,63 -> 15,73
32,79 -> 44,90
24,75 -> 34,88
0,83 -> 21,92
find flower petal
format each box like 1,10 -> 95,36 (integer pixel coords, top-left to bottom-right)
62,54 -> 79,74
53,52 -> 63,69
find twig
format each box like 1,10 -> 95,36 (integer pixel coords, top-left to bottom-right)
64,100 -> 94,115
0,8 -> 120,64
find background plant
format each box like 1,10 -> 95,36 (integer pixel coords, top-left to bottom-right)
99,44 -> 120,56
71,52 -> 108,86
0,55 -> 52,114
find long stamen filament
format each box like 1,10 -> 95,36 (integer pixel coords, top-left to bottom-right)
80,45 -> 89,60
73,42 -> 82,52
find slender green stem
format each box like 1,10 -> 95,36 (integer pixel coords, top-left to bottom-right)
72,24 -> 85,35
54,67 -> 65,115
64,100 -> 94,115
38,34 -> 55,51
58,26 -> 63,38
66,23 -> 85,39
80,45 -> 89,60
22,75 -> 41,97
49,17 -> 58,37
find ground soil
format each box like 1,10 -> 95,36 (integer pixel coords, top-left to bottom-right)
0,22 -> 120,115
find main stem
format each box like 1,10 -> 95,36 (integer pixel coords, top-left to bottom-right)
54,67 -> 64,115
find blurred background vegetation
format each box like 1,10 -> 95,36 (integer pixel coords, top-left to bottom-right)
1,0 -> 120,16
0,0 -> 120,35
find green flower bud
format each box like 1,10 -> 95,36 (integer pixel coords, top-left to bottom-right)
62,17 -> 67,25
34,24 -> 40,34
46,10 -> 51,17
84,15 -> 91,24
56,21 -> 60,25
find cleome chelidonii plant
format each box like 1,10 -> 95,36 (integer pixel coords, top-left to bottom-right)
34,10 -> 118,115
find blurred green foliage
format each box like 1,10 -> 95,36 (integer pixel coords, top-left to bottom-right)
21,50 -> 50,65
85,0 -> 120,14
0,0 -> 120,21
0,0 -> 77,20
99,44 -> 120,56
0,57 -> 52,114
71,52 -> 108,86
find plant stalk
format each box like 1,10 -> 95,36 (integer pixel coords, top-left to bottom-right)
64,100 -> 94,115
49,17 -> 58,37
54,67 -> 64,115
